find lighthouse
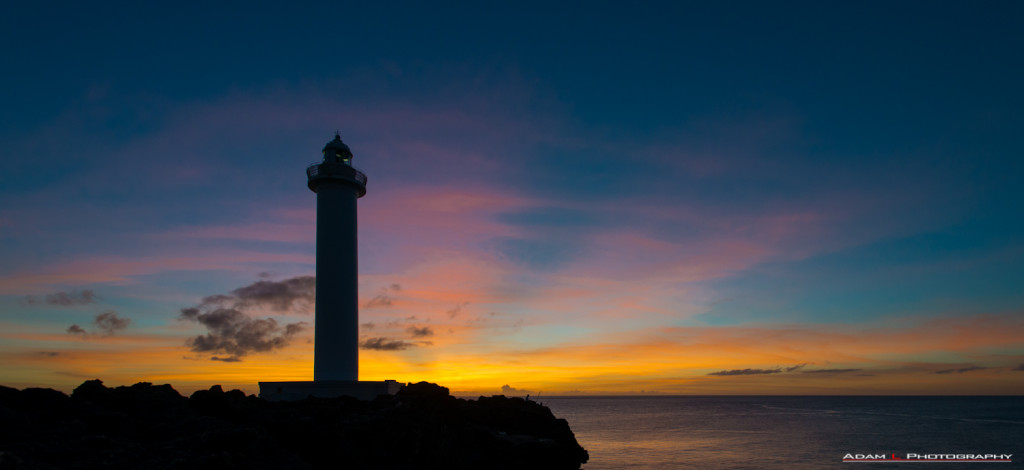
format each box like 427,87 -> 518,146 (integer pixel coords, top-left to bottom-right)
308,134 -> 366,381
259,135 -> 400,400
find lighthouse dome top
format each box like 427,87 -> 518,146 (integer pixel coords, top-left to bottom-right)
322,134 -> 354,163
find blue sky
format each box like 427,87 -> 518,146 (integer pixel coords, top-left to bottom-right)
1,1 -> 1022,394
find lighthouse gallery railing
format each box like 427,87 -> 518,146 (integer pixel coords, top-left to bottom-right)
307,162 -> 367,186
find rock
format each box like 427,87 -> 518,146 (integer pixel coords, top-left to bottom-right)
0,380 -> 588,470
396,381 -> 452,401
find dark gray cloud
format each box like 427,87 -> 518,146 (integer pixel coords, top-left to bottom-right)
180,276 -> 315,361
284,323 -> 304,336
361,322 -> 376,330
229,276 -> 315,312
364,283 -> 402,309
935,365 -> 987,374
36,351 -> 61,357
1014,364 -> 1024,371
26,290 -> 97,306
66,311 -> 132,337
709,364 -> 806,376
94,311 -> 131,335
447,302 -> 469,319
211,356 -> 242,362
802,368 -> 863,374
407,325 -> 434,338
359,337 -> 415,351
180,307 -> 307,361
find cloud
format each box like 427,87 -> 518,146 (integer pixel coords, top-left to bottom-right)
26,290 -> 97,306
65,311 -> 132,337
364,294 -> 392,308
94,311 -> 131,335
802,368 -> 863,374
708,368 -> 783,376
359,337 -> 415,351
161,223 -> 312,244
180,307 -> 307,361
0,251 -> 315,294
447,302 -> 469,319
1014,364 -> 1024,371
364,283 -> 401,309
210,356 -> 242,362
284,323 -> 304,336
407,326 -> 434,338
228,276 -> 315,312
178,276 -> 315,360
501,384 -> 529,395
935,365 -> 987,374
709,364 -> 806,376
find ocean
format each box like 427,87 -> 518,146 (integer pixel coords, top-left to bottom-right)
540,396 -> 1023,469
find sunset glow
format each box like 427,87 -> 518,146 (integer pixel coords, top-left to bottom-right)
2,2 -> 1022,396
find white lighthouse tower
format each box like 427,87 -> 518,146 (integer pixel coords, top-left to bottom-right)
259,135 -> 400,401
309,134 -> 365,381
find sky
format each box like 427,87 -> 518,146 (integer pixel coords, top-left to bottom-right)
1,1 -> 1022,396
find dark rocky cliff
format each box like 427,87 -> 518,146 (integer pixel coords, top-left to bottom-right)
0,380 -> 588,470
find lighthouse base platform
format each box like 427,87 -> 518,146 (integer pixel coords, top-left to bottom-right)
258,380 -> 402,401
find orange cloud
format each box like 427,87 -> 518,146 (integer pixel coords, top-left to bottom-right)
3,311 -> 1022,396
